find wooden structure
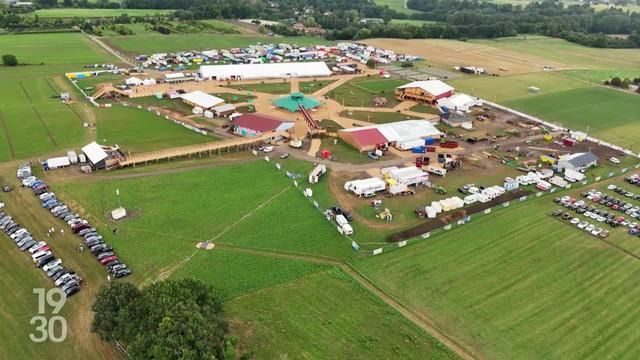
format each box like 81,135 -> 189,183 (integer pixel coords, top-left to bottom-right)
92,85 -> 131,100
117,131 -> 290,168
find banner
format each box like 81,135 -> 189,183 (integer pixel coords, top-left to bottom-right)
582,180 -> 588,185
566,184 -> 572,189
444,224 -> 452,230
608,172 -> 615,178
352,241 -> 359,251
503,202 -> 510,207
373,248 -> 383,255
293,180 -> 298,187
457,220 -> 465,225
421,232 -> 430,239
251,150 -> 258,156
484,208 -> 492,214
312,200 -> 318,208
398,241 -> 407,248
275,163 -> 281,170
595,176 -> 601,182
621,168 -> 628,173
264,156 -> 270,162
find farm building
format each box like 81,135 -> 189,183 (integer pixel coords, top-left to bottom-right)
395,80 -> 454,104
338,120 -> 441,152
125,77 -> 144,86
437,93 -> 482,112
199,62 -> 332,80
557,152 -> 598,172
230,113 -> 294,137
441,112 -> 473,129
274,92 -> 321,112
81,142 -> 109,169
211,103 -> 236,117
180,91 -> 225,110
164,72 -> 190,83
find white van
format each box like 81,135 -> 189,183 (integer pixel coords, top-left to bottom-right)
340,223 -> 353,235
335,214 -> 349,227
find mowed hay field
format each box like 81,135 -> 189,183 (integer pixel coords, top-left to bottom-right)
327,77 -> 409,107
504,87 -> 640,147
366,36 -> 640,74
95,106 -> 215,154
0,32 -> 115,65
356,193 -> 640,359
104,34 -> 332,54
228,268 -> 458,360
54,160 -> 355,283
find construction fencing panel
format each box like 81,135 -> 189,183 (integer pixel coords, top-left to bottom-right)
373,248 -> 383,255
398,240 -> 407,248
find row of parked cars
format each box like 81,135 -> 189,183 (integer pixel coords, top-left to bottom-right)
609,183 -> 640,201
0,209 -> 81,297
551,208 -> 610,238
625,174 -> 640,187
18,165 -> 132,279
554,193 -> 639,233
585,188 -> 640,218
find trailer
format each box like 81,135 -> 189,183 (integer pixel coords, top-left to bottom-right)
386,183 -> 415,197
427,166 -> 447,176
388,166 -> 429,186
537,180 -> 552,191
425,206 -> 437,219
564,168 -> 585,183
397,139 -> 426,151
440,141 -> 459,149
309,164 -> 327,184
549,176 -> 568,188
344,177 -> 386,196
67,151 -> 78,164
336,214 -> 349,227
464,193 -> 479,205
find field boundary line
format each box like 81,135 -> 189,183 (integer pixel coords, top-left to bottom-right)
43,78 -> 58,93
32,106 -> 58,146
18,81 -> 32,103
0,111 -> 16,158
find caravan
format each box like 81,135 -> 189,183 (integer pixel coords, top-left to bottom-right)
344,178 -> 386,197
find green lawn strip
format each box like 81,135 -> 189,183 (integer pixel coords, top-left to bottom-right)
224,82 -> 291,95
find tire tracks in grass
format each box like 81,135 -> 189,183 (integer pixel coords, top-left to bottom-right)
18,81 -> 32,103
32,106 -> 58,147
0,110 -> 16,158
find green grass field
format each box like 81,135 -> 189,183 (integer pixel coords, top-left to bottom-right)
225,81 -> 291,95
356,184 -> 640,359
32,8 -> 172,18
0,32 -> 116,65
299,79 -> 338,94
390,19 -> 441,26
340,110 -> 408,124
54,161 -> 356,283
104,34 -> 332,54
328,76 -> 409,107
561,69 -> 640,83
373,0 -> 421,14
469,36 -> 640,69
228,268 -> 457,360
448,72 -> 589,103
504,87 -> 640,147
95,105 -> 215,154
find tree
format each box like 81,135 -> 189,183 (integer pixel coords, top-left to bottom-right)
610,76 -> 622,87
2,54 -> 18,66
92,279 -> 238,360
366,59 -> 376,68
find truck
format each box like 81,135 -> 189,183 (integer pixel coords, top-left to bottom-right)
335,214 -> 349,227
308,164 -> 327,184
67,151 -> 78,164
440,140 -> 459,149
337,223 -> 353,235
427,166 -> 447,176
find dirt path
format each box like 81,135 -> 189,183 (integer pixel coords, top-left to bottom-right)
215,242 -> 477,360
307,138 -> 321,157
85,33 -> 136,66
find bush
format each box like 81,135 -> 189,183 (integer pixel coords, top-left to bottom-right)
2,54 -> 18,66
610,77 -> 622,87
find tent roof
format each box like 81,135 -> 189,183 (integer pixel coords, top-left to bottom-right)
562,152 -> 598,167
398,80 -> 454,96
81,142 -> 108,164
439,93 -> 475,107
274,93 -> 321,112
341,120 -> 441,144
47,156 -> 71,168
180,91 -> 225,109
345,128 -> 388,148
442,112 -> 472,124
199,61 -> 331,79
232,113 -> 291,132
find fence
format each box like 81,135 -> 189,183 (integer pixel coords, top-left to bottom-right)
369,163 -> 640,256
121,103 -> 209,136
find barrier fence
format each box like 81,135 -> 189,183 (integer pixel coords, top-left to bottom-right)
369,164 -> 640,256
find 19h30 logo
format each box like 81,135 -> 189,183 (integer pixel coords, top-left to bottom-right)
30,288 -> 68,343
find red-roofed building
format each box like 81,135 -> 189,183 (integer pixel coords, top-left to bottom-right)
231,113 -> 294,137
338,127 -> 388,152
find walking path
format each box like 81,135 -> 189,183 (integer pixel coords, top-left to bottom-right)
85,33 -> 136,67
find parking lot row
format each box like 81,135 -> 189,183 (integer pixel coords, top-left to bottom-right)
17,164 -> 131,280
0,207 -> 81,297
551,208 -> 611,238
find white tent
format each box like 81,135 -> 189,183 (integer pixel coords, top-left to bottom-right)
199,61 -> 331,80
180,91 -> 225,109
46,156 -> 71,169
125,77 -> 143,86
142,78 -> 157,86
436,93 -> 482,112
81,142 -> 108,166
397,80 -> 454,97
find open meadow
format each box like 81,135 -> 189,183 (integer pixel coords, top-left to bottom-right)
327,76 -> 409,107
228,268 -> 458,360
356,181 -> 640,359
373,0 -> 421,14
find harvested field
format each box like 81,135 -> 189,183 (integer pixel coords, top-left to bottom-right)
365,38 -> 564,74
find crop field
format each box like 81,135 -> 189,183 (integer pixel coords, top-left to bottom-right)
504,87 -> 640,147
0,77 -> 89,161
104,34 -> 332,54
448,72 -> 589,103
228,268 -> 457,360
31,8 -> 173,18
54,161 -> 356,283
356,188 -> 640,359
95,105 -> 215,154
327,77 -> 409,107
0,32 -> 115,65
468,36 -> 640,70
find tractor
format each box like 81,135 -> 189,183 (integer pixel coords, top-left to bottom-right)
434,186 -> 447,195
